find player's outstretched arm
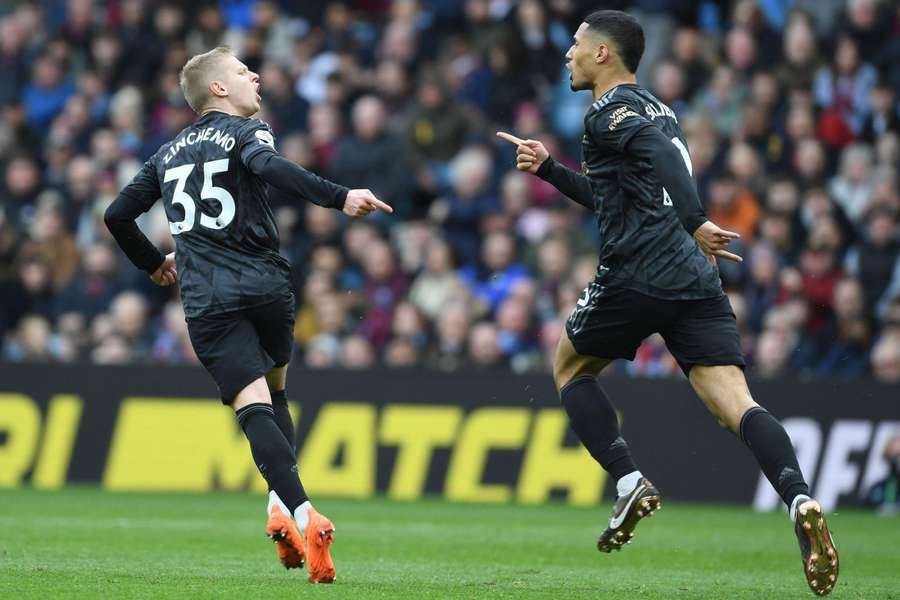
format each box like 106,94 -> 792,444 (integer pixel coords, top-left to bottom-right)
496,131 -> 594,210
104,163 -> 173,283
627,127 -> 742,262
248,153 -> 392,217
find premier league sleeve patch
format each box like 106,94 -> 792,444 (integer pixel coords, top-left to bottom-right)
255,129 -> 275,148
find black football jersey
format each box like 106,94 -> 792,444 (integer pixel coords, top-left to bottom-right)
123,111 -> 291,318
581,84 -> 721,300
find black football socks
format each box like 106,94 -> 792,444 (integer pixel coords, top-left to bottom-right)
559,376 -> 639,481
236,402 -> 309,511
739,406 -> 810,507
270,389 -> 296,455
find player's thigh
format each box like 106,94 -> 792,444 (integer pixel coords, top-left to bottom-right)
250,291 -> 296,371
688,365 -> 757,432
232,376 -> 274,411
661,294 -> 753,432
660,293 -> 746,377
553,332 -> 612,390
555,285 -> 654,390
186,312 -> 275,406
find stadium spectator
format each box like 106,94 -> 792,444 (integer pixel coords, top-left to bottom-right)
433,145 -> 498,266
426,301 -> 471,372
815,277 -> 870,376
814,35 -> 877,143
863,431 -> 900,515
459,231 -> 529,314
23,54 -> 75,129
341,334 -> 377,369
359,239 -> 408,349
408,237 -> 464,320
870,332 -> 900,383
467,321 -> 503,370
844,209 -> 899,315
331,95 -> 414,218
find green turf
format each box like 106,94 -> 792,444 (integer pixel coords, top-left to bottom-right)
0,488 -> 896,599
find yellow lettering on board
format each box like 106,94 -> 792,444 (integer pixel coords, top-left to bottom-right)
32,395 -> 83,489
445,408 -> 530,503
0,394 -> 40,486
517,409 -> 605,505
299,403 -> 375,498
380,404 -> 462,500
104,398 -> 301,492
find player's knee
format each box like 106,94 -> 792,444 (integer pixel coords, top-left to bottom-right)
265,366 -> 287,391
712,399 -> 750,433
553,357 -> 581,392
552,359 -> 570,392
553,357 -> 597,393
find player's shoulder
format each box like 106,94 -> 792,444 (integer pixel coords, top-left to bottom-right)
233,115 -> 274,135
231,116 -> 276,148
586,84 -> 645,119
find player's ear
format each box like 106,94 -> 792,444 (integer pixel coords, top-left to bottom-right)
209,79 -> 228,98
595,43 -> 609,65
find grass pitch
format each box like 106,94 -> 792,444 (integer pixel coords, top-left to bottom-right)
0,488 -> 896,599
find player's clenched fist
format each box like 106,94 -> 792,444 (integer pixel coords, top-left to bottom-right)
496,131 -> 549,174
343,189 -> 393,218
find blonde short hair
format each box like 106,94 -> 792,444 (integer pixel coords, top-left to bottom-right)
179,46 -> 233,113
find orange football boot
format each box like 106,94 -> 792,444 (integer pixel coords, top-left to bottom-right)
304,507 -> 336,584
266,506 -> 305,569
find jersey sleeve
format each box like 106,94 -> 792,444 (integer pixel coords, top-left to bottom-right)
585,101 -> 654,153
118,159 -> 161,208
237,119 -> 278,168
104,159 -> 165,273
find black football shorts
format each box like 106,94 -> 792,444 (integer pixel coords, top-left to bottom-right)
565,282 -> 744,375
187,291 -> 296,404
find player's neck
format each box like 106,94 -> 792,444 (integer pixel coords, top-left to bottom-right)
592,74 -> 637,101
199,103 -> 247,118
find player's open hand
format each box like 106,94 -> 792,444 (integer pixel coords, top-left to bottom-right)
343,189 -> 393,218
693,220 -> 742,263
150,252 -> 177,286
496,131 -> 549,174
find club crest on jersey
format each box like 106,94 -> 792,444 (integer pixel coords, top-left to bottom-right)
644,101 -> 677,123
255,129 -> 275,148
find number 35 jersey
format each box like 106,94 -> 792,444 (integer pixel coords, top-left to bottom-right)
125,111 -> 290,318
582,84 -> 721,300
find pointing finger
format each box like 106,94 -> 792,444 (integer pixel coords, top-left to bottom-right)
368,196 -> 394,213
496,131 -> 525,146
714,248 -> 743,262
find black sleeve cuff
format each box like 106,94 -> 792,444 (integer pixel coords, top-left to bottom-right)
535,156 -> 557,180
684,215 -> 707,236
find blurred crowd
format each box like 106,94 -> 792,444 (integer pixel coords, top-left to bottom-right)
1,0 -> 899,382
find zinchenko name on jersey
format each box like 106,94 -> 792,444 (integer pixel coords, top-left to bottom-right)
163,127 -> 236,164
